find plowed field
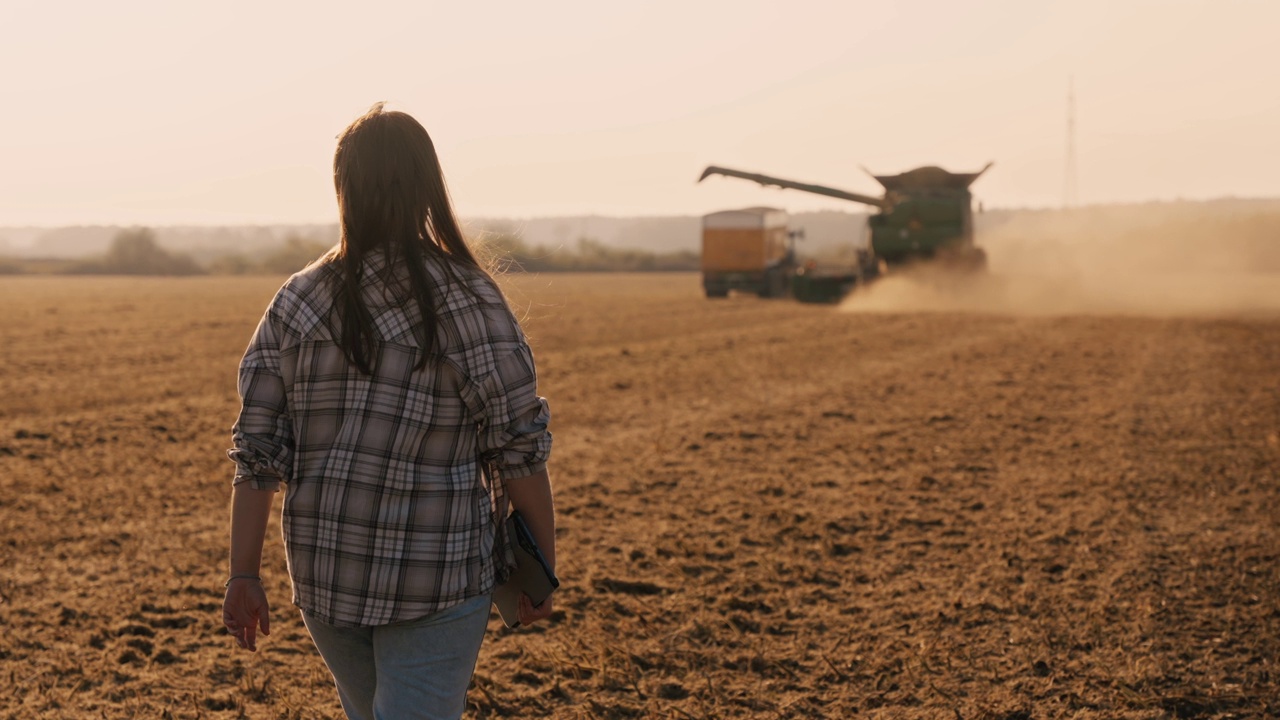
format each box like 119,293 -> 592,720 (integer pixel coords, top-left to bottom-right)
2,273 -> 1277,719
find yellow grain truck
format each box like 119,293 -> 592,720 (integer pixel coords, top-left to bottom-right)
701,207 -> 795,298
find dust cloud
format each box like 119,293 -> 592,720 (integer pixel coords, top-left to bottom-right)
841,202 -> 1280,317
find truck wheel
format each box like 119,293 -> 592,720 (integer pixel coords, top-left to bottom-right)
706,288 -> 729,298
755,275 -> 772,298
757,269 -> 787,298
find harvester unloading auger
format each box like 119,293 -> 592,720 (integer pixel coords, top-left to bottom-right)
697,162 -> 993,301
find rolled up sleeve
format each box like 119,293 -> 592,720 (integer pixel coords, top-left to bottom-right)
471,342 -> 552,479
228,310 -> 293,491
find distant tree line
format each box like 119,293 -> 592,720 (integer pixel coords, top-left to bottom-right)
0,227 -> 697,276
480,233 -> 699,273
67,228 -> 203,275
207,236 -> 334,275
11,229 -> 335,276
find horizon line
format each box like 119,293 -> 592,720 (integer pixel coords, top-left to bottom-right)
3,194 -> 1278,232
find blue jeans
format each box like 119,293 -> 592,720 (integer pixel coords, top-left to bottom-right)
301,595 -> 491,720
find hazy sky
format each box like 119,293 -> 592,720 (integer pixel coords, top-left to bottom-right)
2,0 -> 1277,225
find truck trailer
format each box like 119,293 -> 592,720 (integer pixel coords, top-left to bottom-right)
700,207 -> 796,298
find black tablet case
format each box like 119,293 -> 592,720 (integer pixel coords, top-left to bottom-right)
493,511 -> 559,628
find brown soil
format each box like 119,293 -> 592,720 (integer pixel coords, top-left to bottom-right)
1,273 -> 1277,719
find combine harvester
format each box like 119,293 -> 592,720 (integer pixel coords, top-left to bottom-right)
698,163 -> 993,302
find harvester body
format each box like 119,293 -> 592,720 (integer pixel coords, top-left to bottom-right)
864,165 -> 990,267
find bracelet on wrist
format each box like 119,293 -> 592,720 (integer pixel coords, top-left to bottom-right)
225,574 -> 261,587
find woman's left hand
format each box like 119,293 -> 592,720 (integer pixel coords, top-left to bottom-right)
223,578 -> 271,652
517,592 -> 554,627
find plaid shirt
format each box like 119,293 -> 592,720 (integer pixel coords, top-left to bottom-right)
228,252 -> 551,627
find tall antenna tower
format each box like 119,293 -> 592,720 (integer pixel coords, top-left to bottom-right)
1064,76 -> 1078,207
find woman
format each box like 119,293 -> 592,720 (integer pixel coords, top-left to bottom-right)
222,103 -> 556,720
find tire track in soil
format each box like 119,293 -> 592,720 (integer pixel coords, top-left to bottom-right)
1095,321 -> 1280,719
479,309 -> 1045,718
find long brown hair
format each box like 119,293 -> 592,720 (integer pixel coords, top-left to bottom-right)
327,102 -> 488,374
